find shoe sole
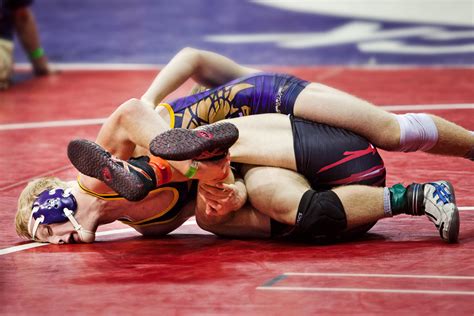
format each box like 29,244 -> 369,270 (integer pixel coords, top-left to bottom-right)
67,139 -> 147,201
443,181 -> 460,243
149,122 -> 239,161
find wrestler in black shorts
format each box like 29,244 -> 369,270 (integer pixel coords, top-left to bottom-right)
271,116 -> 386,241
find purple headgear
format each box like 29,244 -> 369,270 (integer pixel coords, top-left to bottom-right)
28,188 -> 95,243
31,188 -> 77,224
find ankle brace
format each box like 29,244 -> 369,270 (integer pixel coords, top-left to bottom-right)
389,183 -> 424,216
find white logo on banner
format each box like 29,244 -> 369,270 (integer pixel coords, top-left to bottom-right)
205,21 -> 474,55
206,0 -> 474,55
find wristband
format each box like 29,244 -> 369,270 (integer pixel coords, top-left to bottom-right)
184,160 -> 199,178
30,48 -> 45,60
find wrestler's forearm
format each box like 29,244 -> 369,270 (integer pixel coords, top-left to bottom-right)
141,47 -> 258,106
13,8 -> 50,75
14,8 -> 41,56
141,48 -> 201,106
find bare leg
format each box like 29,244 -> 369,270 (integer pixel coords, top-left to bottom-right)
294,83 -> 474,157
223,114 -> 297,170
95,98 -> 171,159
70,98 -> 182,196
332,185 -> 384,229
294,83 -> 400,149
71,99 -> 231,197
242,165 -> 458,242
242,165 -> 307,224
242,165 -> 384,230
426,115 -> 473,157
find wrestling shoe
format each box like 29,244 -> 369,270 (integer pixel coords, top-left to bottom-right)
67,139 -> 156,201
149,122 -> 239,161
415,181 -> 460,243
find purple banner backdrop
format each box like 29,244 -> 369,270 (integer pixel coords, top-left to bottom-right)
16,0 -> 474,65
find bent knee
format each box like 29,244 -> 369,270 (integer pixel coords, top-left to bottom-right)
371,115 -> 401,150
115,98 -> 148,120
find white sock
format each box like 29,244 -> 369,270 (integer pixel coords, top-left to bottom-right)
383,187 -> 392,217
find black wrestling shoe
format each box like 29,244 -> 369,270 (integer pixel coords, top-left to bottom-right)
67,139 -> 156,201
149,122 -> 239,161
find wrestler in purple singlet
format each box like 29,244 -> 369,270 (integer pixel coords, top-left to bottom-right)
165,72 -> 308,129
163,72 -> 385,189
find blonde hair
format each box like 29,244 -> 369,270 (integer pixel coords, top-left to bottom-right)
15,177 -> 69,239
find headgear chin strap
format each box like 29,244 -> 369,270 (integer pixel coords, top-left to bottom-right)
28,188 -> 95,243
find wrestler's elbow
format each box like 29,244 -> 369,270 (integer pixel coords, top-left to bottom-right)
178,47 -> 201,67
179,46 -> 200,56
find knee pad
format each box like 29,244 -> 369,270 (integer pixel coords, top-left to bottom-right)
395,113 -> 438,152
294,190 -> 347,238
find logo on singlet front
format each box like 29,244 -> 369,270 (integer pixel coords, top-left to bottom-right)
275,84 -> 289,113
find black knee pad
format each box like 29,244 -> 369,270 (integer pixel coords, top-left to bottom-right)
294,190 -> 347,238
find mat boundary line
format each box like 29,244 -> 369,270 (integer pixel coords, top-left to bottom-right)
0,219 -> 197,256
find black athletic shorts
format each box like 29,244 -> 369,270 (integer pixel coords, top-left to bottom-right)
271,116 -> 386,241
291,116 -> 386,190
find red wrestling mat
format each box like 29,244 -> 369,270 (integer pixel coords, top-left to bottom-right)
1,68 -> 473,315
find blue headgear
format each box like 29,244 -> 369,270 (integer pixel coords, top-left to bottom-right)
28,188 -> 95,243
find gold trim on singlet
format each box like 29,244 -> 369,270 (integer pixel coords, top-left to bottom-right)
77,177 -> 181,226
157,102 -> 176,128
118,186 -> 180,226
77,176 -> 123,200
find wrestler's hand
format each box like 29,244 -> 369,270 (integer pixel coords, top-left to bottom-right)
192,155 -> 231,182
32,56 -> 52,76
198,178 -> 247,216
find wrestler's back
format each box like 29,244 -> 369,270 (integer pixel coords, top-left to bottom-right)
127,198 -> 196,237
117,182 -> 197,237
79,179 -> 197,237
